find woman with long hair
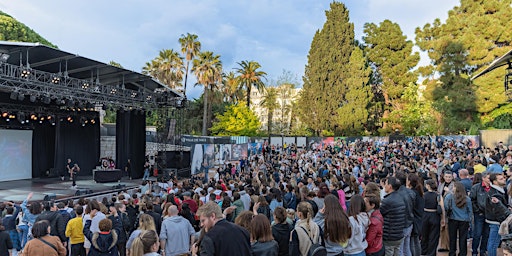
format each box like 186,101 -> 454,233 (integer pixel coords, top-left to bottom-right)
250,214 -> 279,256
254,195 -> 271,220
289,202 -> 322,256
272,207 -> 292,256
130,230 -> 160,256
343,174 -> 358,210
407,173 -> 425,256
235,211 -> 255,233
344,195 -> 370,256
126,214 -> 156,256
313,194 -> 351,256
444,182 -> 472,256
421,179 -> 441,256
313,182 -> 330,210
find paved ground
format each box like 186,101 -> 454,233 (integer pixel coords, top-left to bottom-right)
0,175 -> 143,201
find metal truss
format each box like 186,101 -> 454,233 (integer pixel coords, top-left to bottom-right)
0,62 -> 181,109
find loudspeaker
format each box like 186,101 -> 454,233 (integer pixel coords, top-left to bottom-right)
43,193 -> 56,201
75,189 -> 93,196
112,184 -> 126,190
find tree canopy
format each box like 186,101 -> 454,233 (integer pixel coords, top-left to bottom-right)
210,104 -> 261,136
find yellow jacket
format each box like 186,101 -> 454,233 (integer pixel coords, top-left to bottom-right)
65,216 -> 85,244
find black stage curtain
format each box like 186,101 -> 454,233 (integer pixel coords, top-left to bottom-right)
53,116 -> 100,177
116,110 -> 146,179
32,123 -> 56,177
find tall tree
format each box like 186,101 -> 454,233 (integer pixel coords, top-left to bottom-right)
235,60 -> 267,108
142,49 -> 184,89
336,47 -> 372,135
260,86 -> 278,135
298,1 -> 354,135
0,11 -> 56,47
192,51 -> 222,135
363,20 -> 419,132
210,104 -> 261,136
179,33 -> 201,97
416,0 -> 512,129
220,71 -> 243,104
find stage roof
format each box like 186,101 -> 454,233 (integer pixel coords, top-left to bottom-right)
472,48 -> 512,80
0,41 -> 182,98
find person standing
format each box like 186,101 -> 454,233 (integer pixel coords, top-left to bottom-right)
380,177 -> 406,256
420,179 -> 441,256
470,171 -> 490,256
125,159 -> 132,179
160,205 -> 195,256
196,202 -> 251,256
35,201 -> 67,247
486,173 -> 511,256
444,182 -> 472,256
438,171 -> 454,252
65,205 -> 85,256
67,158 -> 80,189
22,220 -> 67,256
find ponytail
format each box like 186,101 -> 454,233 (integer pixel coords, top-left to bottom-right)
130,230 -> 159,256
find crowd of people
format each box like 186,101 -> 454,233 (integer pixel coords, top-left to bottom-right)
0,137 -> 512,256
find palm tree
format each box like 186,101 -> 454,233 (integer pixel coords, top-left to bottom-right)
179,33 -> 201,97
235,60 -> 267,108
220,71 -> 243,104
260,86 -> 278,135
192,51 -> 222,135
142,49 -> 184,90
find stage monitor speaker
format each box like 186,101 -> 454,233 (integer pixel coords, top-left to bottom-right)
75,189 -> 93,196
112,184 -> 126,190
43,193 -> 56,201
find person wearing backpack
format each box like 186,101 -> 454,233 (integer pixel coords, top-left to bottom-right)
35,201 -> 67,247
289,202 -> 325,256
313,194 -> 350,256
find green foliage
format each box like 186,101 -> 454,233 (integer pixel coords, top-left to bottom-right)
336,47 -> 371,135
482,103 -> 512,129
103,109 -> 117,123
108,61 -> 123,68
0,11 -> 56,48
179,33 -> 201,95
210,104 -> 261,136
415,0 -> 512,127
260,86 -> 278,135
364,20 -> 419,131
142,49 -> 184,89
298,1 -> 354,135
235,60 -> 267,108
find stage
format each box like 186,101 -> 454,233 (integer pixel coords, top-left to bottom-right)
0,176 -> 143,202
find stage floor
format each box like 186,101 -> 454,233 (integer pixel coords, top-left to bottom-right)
0,176 -> 143,202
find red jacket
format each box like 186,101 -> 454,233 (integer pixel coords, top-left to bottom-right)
365,209 -> 383,254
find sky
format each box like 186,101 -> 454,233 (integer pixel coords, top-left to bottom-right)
0,0 -> 459,99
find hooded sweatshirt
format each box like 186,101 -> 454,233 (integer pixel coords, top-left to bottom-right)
272,222 -> 292,256
160,215 -> 195,256
83,219 -> 120,256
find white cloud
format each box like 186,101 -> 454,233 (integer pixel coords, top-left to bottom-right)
1,0 -> 460,98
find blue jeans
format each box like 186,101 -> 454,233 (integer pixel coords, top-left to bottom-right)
345,251 -> 366,256
18,224 -> 29,249
487,223 -> 500,256
400,225 -> 413,256
472,214 -> 488,255
143,169 -> 150,180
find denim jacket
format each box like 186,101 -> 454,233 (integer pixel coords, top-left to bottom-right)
444,193 -> 472,222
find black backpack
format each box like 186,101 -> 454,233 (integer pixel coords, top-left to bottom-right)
299,226 -> 327,256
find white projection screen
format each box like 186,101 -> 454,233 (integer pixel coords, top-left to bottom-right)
0,129 -> 33,182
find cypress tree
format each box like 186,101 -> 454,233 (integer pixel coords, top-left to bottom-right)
298,1 -> 354,135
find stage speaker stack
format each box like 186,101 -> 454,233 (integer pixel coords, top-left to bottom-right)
43,193 -> 56,201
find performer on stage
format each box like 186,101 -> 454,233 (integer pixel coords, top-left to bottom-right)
67,158 -> 80,188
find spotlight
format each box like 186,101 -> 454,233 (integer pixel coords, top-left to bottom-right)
43,95 -> 51,104
131,92 -> 137,98
110,88 -> 117,94
29,95 -> 37,103
51,76 -> 60,84
17,112 -> 25,124
20,68 -> 31,79
1,111 -> 8,118
90,119 -> 96,124
0,53 -> 10,62
10,91 -> 18,100
17,93 -> 25,101
80,116 -> 87,127
82,82 -> 90,90
30,114 -> 37,120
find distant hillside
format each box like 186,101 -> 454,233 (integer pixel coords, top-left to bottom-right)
0,10 -> 56,48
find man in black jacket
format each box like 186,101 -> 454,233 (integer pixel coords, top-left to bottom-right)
381,176 -> 406,256
197,202 -> 250,256
395,171 -> 417,256
36,200 -> 67,246
485,173 -> 510,256
470,171 -> 490,256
